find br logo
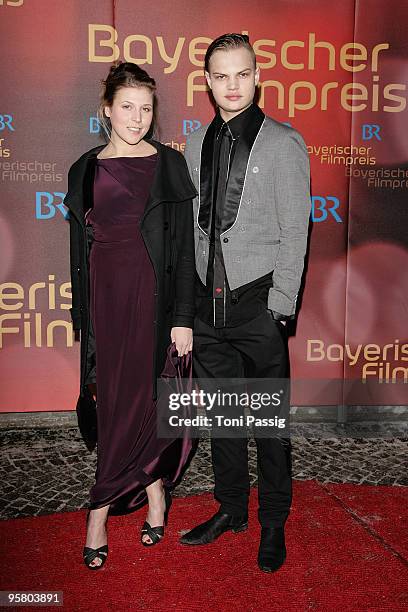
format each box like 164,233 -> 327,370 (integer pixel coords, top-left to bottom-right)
89,117 -> 101,134
311,196 -> 342,222
0,114 -> 15,131
183,120 -> 202,135
36,192 -> 69,220
362,124 -> 381,141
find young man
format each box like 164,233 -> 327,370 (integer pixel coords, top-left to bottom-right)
180,34 -> 310,573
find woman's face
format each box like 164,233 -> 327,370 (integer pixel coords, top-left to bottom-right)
105,86 -> 154,147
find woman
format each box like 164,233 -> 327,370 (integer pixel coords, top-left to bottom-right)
65,62 -> 196,569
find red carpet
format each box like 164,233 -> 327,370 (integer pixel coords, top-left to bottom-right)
1,480 -> 407,611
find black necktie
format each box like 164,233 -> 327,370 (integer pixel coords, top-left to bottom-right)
212,123 -> 232,299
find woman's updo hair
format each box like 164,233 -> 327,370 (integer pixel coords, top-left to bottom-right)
98,62 -> 157,140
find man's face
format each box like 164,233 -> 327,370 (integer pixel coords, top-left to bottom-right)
205,46 -> 260,121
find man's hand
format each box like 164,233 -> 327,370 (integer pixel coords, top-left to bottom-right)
268,309 -> 287,325
171,327 -> 193,356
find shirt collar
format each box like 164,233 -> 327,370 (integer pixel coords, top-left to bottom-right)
215,103 -> 259,140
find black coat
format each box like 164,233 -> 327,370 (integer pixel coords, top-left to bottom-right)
65,141 -> 197,400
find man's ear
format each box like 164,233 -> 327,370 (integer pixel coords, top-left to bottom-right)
254,66 -> 260,87
205,71 -> 212,90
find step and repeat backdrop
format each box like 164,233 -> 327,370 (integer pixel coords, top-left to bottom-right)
0,0 -> 407,411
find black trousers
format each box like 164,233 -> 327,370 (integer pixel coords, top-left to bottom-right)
193,309 -> 292,527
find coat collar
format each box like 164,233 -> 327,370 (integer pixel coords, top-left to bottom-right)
65,140 -> 196,225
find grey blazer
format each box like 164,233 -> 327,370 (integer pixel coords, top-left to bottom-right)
184,115 -> 311,317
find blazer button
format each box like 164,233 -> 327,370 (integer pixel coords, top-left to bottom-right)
198,235 -> 203,241
252,166 -> 259,173
223,237 -> 229,243
166,265 -> 172,274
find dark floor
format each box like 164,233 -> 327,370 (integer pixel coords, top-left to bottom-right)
1,421 -> 407,520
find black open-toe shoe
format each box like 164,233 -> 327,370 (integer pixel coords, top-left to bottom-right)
83,509 -> 108,570
83,544 -> 108,570
141,489 -> 172,547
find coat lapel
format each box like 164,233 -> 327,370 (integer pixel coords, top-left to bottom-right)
140,140 -> 197,224
64,145 -> 104,225
221,105 -> 265,234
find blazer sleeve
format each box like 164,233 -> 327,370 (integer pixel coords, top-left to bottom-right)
268,130 -> 311,317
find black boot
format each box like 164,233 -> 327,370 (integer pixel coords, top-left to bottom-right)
180,511 -> 248,545
257,527 -> 286,573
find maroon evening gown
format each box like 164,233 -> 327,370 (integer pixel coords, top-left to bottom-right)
86,154 -> 187,515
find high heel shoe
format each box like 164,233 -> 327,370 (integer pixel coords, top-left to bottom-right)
83,544 -> 108,570
83,510 -> 109,570
141,488 -> 172,547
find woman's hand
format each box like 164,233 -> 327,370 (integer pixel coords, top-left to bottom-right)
171,327 -> 193,356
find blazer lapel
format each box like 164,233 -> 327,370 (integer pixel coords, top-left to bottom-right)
197,120 -> 217,236
221,106 -> 265,234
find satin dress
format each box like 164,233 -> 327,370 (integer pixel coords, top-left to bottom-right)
86,154 -> 186,515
